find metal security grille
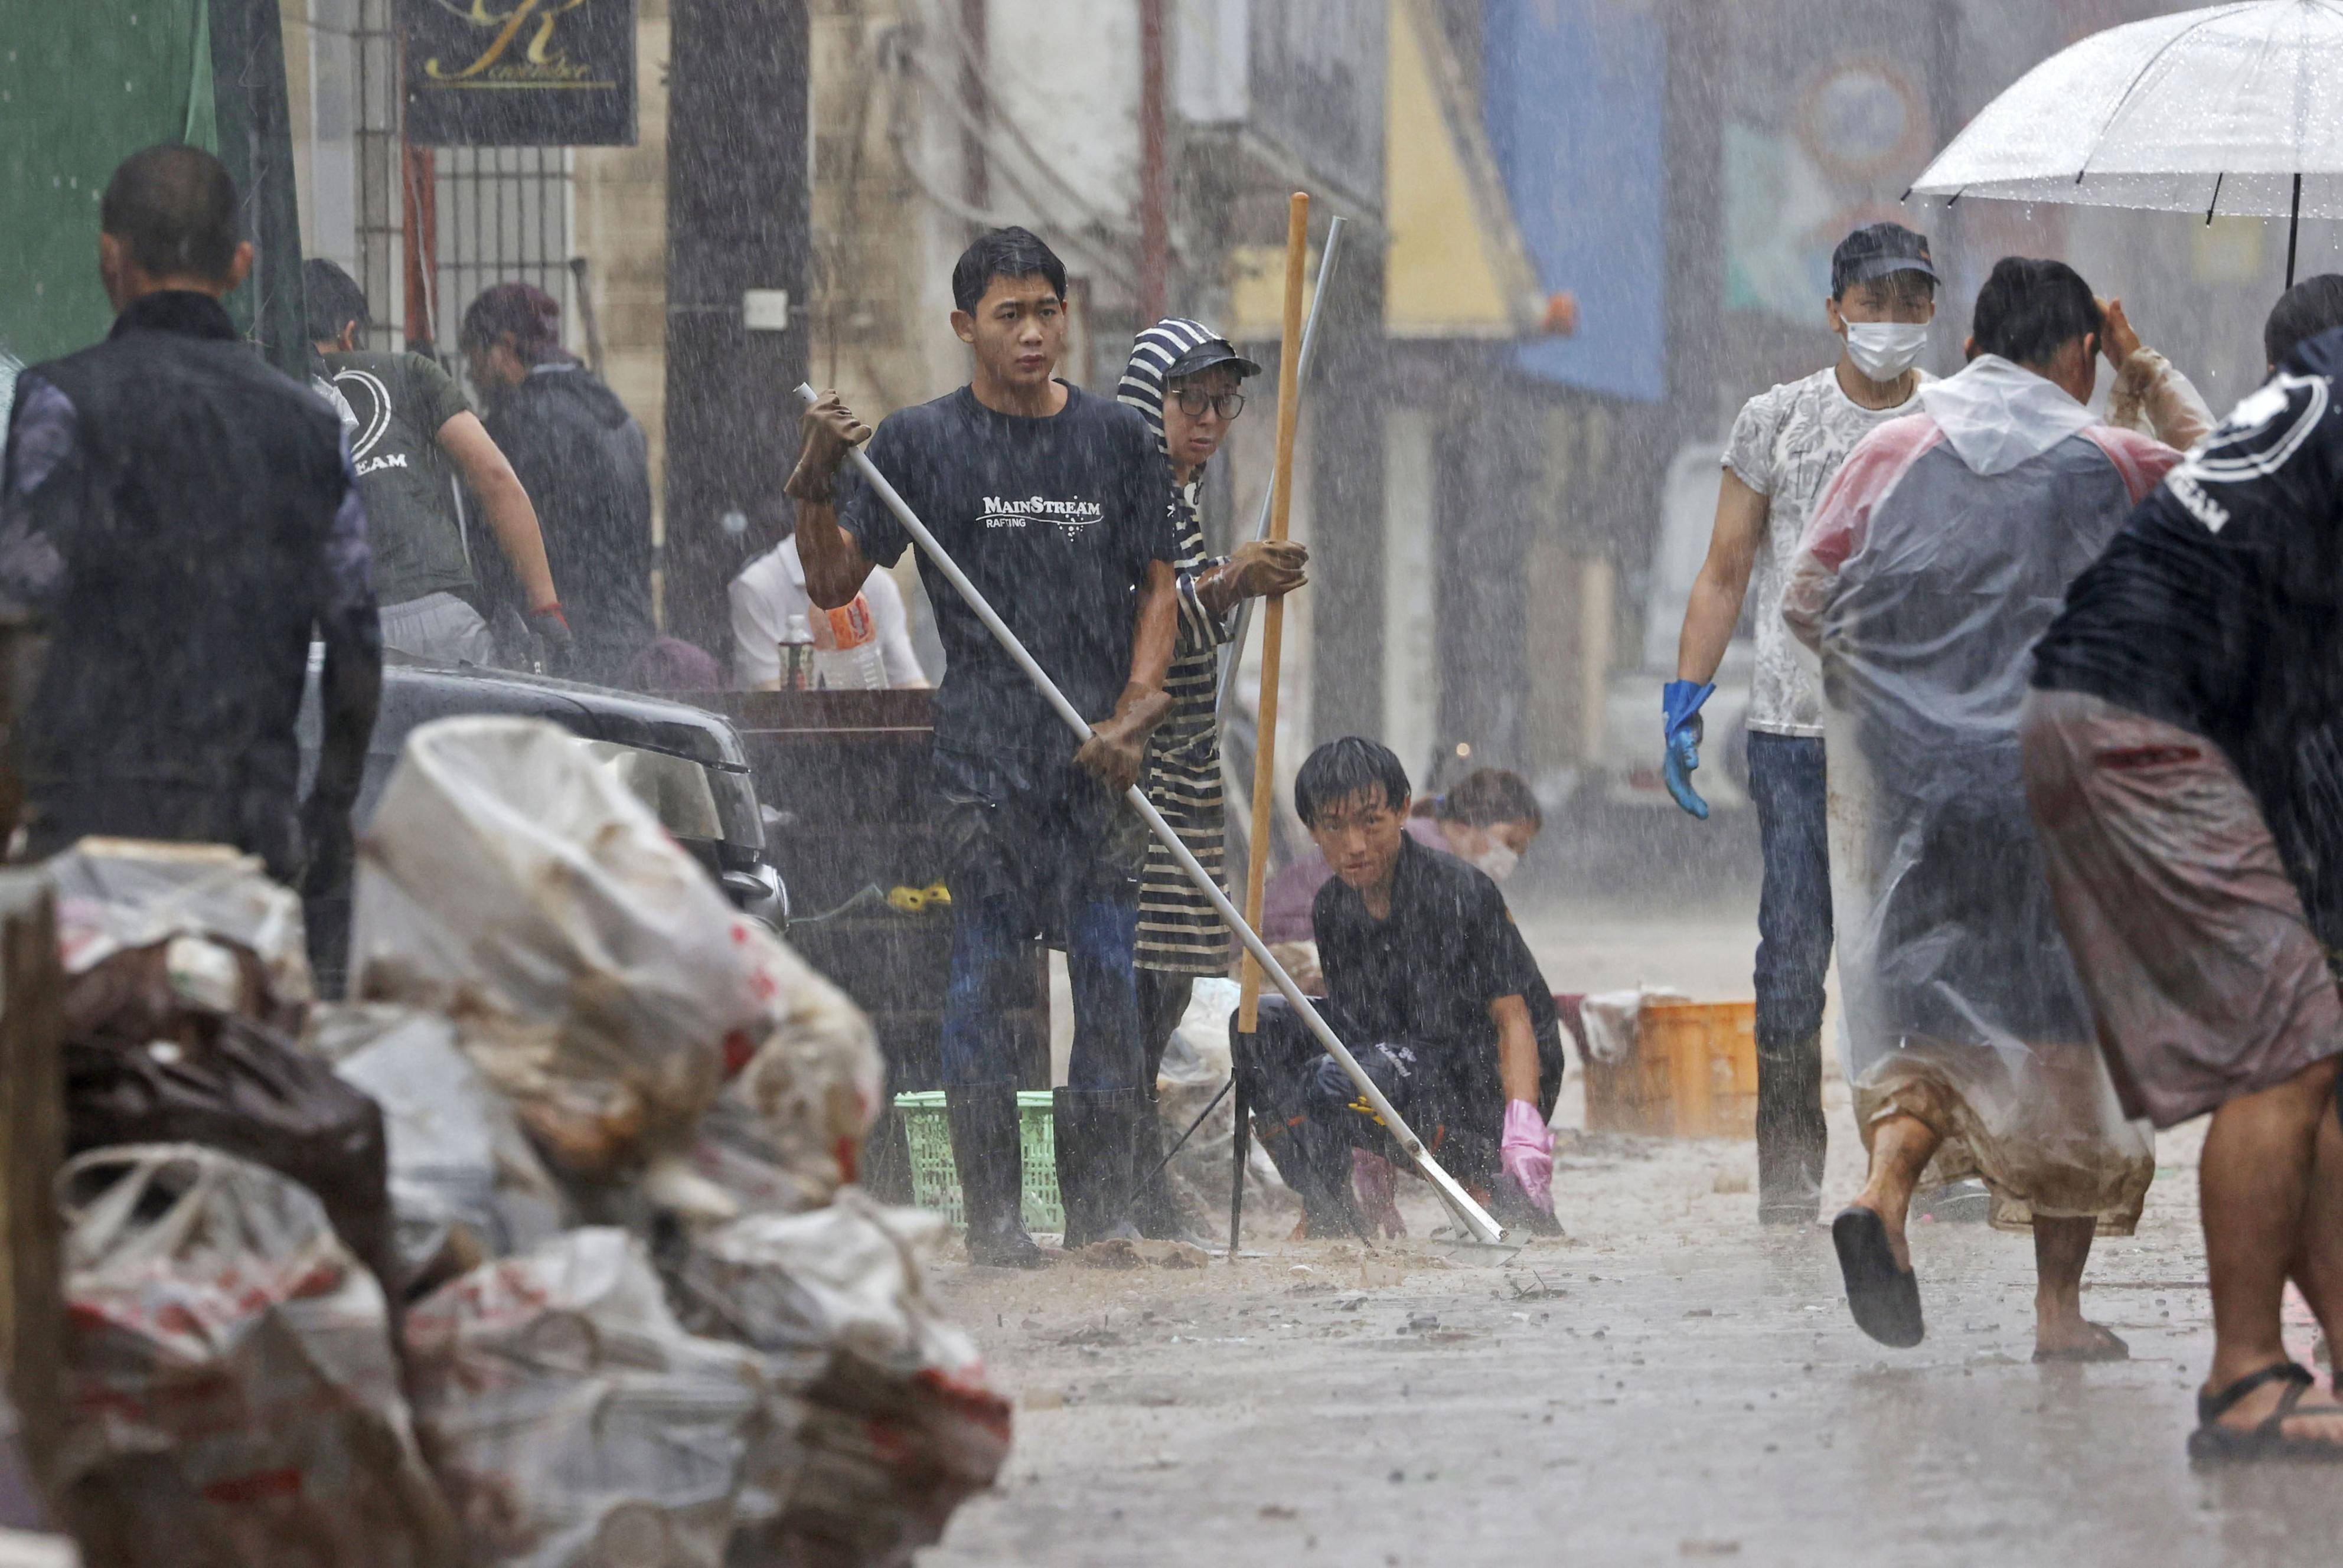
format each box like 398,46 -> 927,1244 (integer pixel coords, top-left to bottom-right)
352,0 -> 407,350
428,147 -> 576,361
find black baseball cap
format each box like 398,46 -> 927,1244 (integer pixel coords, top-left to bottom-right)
1165,338 -> 1262,381
1831,223 -> 1937,296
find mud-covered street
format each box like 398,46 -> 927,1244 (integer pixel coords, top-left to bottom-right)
926,894 -> 2343,1568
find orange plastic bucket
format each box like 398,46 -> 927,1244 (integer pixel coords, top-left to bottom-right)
1582,999 -> 1758,1139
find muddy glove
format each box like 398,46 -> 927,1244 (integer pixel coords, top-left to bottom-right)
1499,1097 -> 1555,1217
1662,680 -> 1715,820
1073,682 -> 1174,792
1196,538 -> 1310,618
527,602 -> 573,675
784,390 -> 872,505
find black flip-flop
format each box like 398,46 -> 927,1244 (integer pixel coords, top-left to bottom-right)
1832,1205 -> 1924,1348
2188,1361 -> 2343,1464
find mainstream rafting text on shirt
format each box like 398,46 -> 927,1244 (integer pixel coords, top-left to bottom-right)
837,383 -> 1177,762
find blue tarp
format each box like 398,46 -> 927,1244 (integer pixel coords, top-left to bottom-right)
1483,0 -> 1667,402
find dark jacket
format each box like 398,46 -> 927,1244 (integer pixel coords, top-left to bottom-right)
480,361 -> 655,685
0,292 -> 381,878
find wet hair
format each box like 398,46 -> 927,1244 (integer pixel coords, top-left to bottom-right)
1294,737 -> 1411,829
1970,257 -> 2102,370
1412,768 -> 1542,832
951,227 -> 1068,315
304,259 -> 371,344
460,280 -> 566,364
2264,275 -> 2343,367
100,143 -> 242,282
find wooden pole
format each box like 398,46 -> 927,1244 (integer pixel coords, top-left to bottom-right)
1238,192 -> 1311,1037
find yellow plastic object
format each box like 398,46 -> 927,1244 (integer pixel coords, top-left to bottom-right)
1582,1000 -> 1758,1139
886,885 -> 929,914
924,881 -> 951,907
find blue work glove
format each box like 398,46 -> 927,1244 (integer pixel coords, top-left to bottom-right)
1662,680 -> 1716,820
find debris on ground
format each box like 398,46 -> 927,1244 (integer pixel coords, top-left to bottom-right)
56,1144 -> 455,1568
43,717 -> 1003,1568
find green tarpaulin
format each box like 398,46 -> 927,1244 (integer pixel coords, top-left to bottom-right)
0,0 -> 305,374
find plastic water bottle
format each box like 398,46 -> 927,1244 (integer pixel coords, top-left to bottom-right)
811,595 -> 888,690
781,613 -> 819,691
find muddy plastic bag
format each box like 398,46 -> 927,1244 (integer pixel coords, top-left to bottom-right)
674,1193 -> 1011,1567
352,718 -> 873,1182
314,1004 -> 567,1285
50,839 -> 311,1020
64,1014 -> 401,1305
57,1145 -> 453,1568
404,1228 -> 761,1568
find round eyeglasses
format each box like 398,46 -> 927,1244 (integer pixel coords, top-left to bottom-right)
1172,388 -> 1247,420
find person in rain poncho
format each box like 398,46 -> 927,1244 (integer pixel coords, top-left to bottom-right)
1115,318 -> 1306,1240
1782,257 -> 2179,1357
2024,277 -> 2343,1463
788,228 -> 1182,1265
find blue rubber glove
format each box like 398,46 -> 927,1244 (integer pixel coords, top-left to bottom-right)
1662,680 -> 1716,820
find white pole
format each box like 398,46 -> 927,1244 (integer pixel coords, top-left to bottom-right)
798,384 -> 1505,1247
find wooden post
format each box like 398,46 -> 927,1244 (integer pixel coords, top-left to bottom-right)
1237,193 -> 1310,1034
0,875 -> 63,1489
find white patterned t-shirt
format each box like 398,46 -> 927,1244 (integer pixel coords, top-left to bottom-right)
1723,364 -> 1929,736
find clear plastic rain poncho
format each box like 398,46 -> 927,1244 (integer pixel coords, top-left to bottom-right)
1783,355 -> 2176,1231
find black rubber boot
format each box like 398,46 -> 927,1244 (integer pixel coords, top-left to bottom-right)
946,1087 -> 1044,1268
1131,1089 -> 1209,1243
1757,1031 -> 1827,1226
1055,1087 -> 1146,1249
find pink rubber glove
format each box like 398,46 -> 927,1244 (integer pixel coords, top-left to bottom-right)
1500,1098 -> 1555,1215
1352,1148 -> 1405,1238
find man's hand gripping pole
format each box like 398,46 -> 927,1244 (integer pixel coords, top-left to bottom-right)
795,384 -> 1506,1248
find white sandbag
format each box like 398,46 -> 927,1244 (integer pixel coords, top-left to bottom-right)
48,838 -> 309,1008
57,1144 -> 453,1568
404,1228 -> 762,1568
1578,986 -> 1690,1066
672,1193 -> 1010,1568
314,1004 -> 567,1278
350,717 -> 875,1181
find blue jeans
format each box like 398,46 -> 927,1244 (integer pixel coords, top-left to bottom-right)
1746,731 -> 1831,1208
941,890 -> 1146,1092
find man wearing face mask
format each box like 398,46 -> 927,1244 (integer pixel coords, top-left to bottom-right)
1666,222 -> 1938,1226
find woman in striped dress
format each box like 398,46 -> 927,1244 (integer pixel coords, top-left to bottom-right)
1118,318 -> 1308,1238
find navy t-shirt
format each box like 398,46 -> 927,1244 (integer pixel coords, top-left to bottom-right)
2034,325 -> 2343,947
1313,836 -> 1567,1121
838,383 -> 1176,762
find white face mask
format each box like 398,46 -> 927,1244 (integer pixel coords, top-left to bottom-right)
1469,843 -> 1520,882
1842,321 -> 1929,383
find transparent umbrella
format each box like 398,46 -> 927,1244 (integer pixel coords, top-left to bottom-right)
1909,0 -> 2343,285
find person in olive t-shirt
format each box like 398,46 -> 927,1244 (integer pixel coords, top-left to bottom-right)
304,260 -> 569,667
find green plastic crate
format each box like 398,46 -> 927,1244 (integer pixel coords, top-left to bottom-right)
893,1091 -> 1063,1234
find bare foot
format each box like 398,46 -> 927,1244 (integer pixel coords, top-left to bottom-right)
2034,1317 -> 2129,1362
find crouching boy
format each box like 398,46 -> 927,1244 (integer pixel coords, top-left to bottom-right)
1232,738 -> 1565,1236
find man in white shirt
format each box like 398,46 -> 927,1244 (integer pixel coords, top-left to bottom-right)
728,535 -> 926,689
1667,222 -> 1938,1226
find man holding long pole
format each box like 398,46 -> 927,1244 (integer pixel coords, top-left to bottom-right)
789,227 -> 1182,1266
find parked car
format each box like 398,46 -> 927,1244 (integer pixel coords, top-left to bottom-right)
299,651 -> 787,991
1595,442 -> 1755,812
